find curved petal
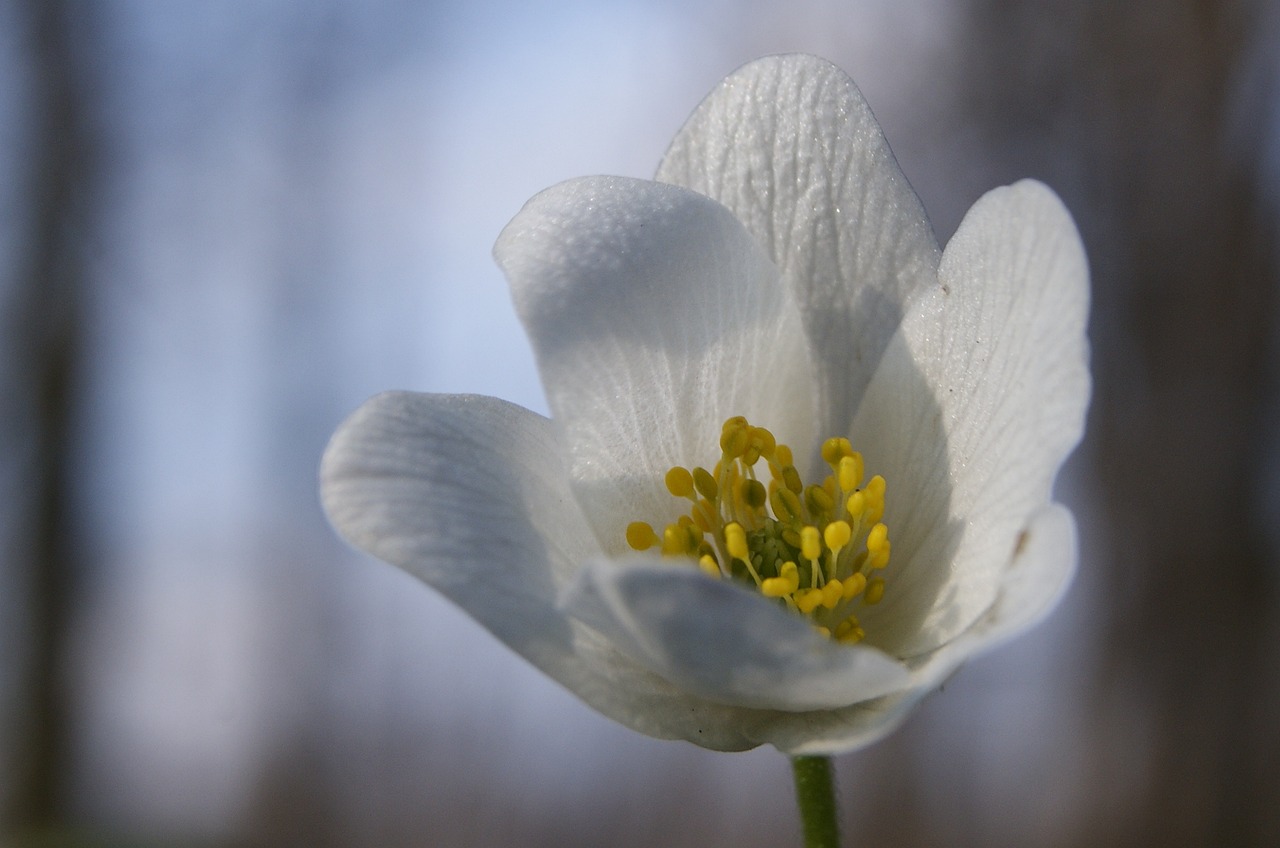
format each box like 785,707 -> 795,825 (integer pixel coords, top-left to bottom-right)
764,503 -> 1077,754
495,176 -> 816,551
656,54 -> 941,442
320,392 -> 595,643
965,502 -> 1077,646
855,180 -> 1090,656
320,392 -> 783,752
564,560 -> 910,711
845,330 -> 958,655
753,690 -> 929,756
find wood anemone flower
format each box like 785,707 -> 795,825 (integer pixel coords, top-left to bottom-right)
320,54 -> 1090,754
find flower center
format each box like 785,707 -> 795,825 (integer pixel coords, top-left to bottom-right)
625,416 -> 891,644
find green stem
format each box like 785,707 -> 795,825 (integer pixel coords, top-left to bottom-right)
791,755 -> 840,848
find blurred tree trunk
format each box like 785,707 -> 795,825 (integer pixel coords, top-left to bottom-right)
956,2 -> 1279,845
3,0 -> 92,833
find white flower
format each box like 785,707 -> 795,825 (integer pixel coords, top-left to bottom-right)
320,54 -> 1090,754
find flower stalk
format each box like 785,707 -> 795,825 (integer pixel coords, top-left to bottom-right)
792,755 -> 840,848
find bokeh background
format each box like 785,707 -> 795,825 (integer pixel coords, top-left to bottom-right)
3,1 -> 1278,846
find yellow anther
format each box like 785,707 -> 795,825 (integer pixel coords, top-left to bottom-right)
770,486 -> 800,524
867,522 -> 888,552
869,542 -> 891,570
774,444 -> 793,467
805,484 -> 834,518
781,465 -> 803,494
661,524 -> 688,556
841,572 -> 867,600
824,520 -> 851,552
821,436 -> 852,466
720,417 -> 750,458
835,617 -> 865,643
698,554 -> 721,578
795,588 -> 824,614
659,523 -> 691,554
724,522 -> 749,562
751,426 -> 776,458
821,580 -> 844,609
743,479 -> 767,510
778,561 -> 800,593
864,578 -> 886,605
693,466 -> 718,500
800,526 -> 821,562
865,475 -> 886,523
761,576 -> 792,597
815,625 -> 832,638
626,521 -> 658,551
838,454 -> 863,492
846,490 -> 866,519
665,466 -> 695,498
761,561 -> 800,598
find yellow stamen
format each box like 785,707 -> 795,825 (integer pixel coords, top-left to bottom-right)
842,572 -> 867,600
867,522 -> 888,553
622,416 -> 892,644
626,521 -> 658,551
665,466 -> 695,498
820,580 -> 843,609
835,616 -> 865,644
824,520 -> 851,553
800,526 -> 821,562
795,589 -> 824,614
693,466 -> 718,500
838,454 -> 863,492
724,522 -> 749,562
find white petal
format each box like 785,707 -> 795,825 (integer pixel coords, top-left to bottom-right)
564,559 -> 911,711
320,392 -> 783,752
845,334 -> 957,654
853,180 -> 1089,656
657,54 -> 941,439
755,690 -> 928,756
763,504 -> 1077,754
495,176 -> 815,549
778,503 -> 1076,756
320,392 -> 595,640
967,502 -> 1077,645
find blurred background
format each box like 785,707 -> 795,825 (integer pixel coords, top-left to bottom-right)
3,1 -> 1278,846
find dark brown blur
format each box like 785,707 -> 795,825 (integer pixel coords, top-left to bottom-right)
984,4 -> 1279,845
845,3 -> 1280,847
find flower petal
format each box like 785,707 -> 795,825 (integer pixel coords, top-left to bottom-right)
321,391 -> 786,752
756,691 -> 928,756
656,54 -> 941,440
967,502 -> 1078,646
564,560 -> 911,711
750,506 -> 1076,755
854,180 -> 1089,657
320,392 -> 594,641
495,176 -> 815,550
